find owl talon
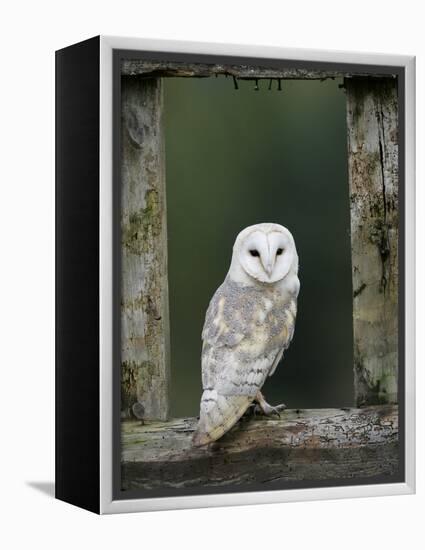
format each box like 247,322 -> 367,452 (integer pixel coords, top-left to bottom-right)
255,391 -> 286,417
262,403 -> 286,417
251,404 -> 262,416
254,402 -> 286,417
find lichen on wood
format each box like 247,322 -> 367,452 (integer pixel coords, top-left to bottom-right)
345,77 -> 399,406
121,406 -> 399,490
121,76 -> 170,420
121,60 -> 396,81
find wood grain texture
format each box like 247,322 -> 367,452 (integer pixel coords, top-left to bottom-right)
121,60 -> 396,81
121,406 -> 398,490
121,76 -> 170,420
345,77 -> 399,406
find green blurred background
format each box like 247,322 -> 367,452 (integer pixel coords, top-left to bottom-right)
164,76 -> 354,418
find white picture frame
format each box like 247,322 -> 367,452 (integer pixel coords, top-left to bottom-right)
56,35 -> 415,514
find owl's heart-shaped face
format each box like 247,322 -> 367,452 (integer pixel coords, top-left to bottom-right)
234,224 -> 297,284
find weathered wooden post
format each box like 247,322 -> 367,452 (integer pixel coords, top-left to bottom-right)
120,75 -> 170,420
345,77 -> 399,406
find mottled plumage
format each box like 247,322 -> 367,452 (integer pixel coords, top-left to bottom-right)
193,223 -> 299,446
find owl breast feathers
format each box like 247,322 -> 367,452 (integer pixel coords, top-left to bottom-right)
192,277 -> 297,446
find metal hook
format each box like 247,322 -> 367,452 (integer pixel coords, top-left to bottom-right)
254,78 -> 259,91
233,75 -> 239,90
268,78 -> 273,91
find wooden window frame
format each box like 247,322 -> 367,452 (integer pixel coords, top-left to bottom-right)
98,37 -> 415,513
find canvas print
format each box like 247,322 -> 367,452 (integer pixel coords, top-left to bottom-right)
116,55 -> 402,498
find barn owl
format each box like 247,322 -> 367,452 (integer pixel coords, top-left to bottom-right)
192,223 -> 300,447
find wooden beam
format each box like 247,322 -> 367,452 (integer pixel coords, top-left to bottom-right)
121,60 -> 396,80
345,77 -> 399,406
121,406 -> 398,490
120,76 -> 170,420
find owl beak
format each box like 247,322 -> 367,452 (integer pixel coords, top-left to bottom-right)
265,261 -> 274,276
261,252 -> 274,276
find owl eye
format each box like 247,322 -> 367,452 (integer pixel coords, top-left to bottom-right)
276,248 -> 284,256
249,249 -> 260,257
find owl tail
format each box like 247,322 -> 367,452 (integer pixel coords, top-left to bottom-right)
192,390 -> 252,447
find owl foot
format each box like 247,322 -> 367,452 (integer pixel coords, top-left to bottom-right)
255,391 -> 286,417
253,403 -> 287,417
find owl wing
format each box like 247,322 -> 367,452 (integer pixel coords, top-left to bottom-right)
193,280 -> 295,446
268,297 -> 297,377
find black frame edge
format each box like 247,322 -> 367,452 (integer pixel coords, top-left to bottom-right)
55,35 -> 100,514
